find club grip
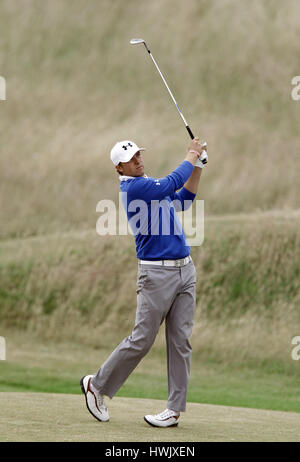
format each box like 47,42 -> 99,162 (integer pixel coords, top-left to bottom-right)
186,125 -> 208,164
186,125 -> 194,140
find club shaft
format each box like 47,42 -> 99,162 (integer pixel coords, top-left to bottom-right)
145,44 -> 194,140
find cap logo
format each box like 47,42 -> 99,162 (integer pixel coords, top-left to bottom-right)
122,142 -> 133,151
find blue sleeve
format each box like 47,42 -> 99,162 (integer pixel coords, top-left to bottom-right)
127,161 -> 194,201
170,187 -> 196,211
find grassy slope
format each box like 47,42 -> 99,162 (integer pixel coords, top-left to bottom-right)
0,0 -> 299,238
0,213 -> 299,362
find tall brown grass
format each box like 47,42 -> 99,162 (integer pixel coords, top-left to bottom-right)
0,0 -> 299,238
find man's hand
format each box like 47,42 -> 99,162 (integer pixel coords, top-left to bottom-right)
189,137 -> 204,155
195,142 -> 208,168
184,137 -> 207,193
185,137 -> 208,167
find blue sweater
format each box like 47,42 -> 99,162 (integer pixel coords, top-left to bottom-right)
120,160 -> 196,260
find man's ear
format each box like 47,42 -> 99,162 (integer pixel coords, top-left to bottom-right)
115,163 -> 123,175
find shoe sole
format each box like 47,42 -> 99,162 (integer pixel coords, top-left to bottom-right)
144,416 -> 178,428
80,376 -> 109,423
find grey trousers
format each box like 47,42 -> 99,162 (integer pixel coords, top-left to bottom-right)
92,259 -> 196,412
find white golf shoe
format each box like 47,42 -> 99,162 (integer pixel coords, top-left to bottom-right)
144,408 -> 180,427
80,375 -> 109,422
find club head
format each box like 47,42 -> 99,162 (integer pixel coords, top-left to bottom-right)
130,38 -> 145,45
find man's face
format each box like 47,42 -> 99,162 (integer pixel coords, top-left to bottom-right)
116,151 -> 145,177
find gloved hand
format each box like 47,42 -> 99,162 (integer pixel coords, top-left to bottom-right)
195,142 -> 208,168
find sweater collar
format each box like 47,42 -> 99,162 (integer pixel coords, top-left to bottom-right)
119,174 -> 148,181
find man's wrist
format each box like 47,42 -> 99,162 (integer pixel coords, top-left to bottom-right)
185,151 -> 199,165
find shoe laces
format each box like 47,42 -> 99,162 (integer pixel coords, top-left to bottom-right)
155,409 -> 178,419
95,391 -> 107,410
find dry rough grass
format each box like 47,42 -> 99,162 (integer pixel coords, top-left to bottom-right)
0,0 -> 299,238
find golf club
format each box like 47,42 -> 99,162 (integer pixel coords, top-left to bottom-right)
130,38 -> 207,163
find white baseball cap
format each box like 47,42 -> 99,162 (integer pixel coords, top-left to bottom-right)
110,140 -> 146,166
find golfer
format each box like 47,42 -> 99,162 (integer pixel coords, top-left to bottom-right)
81,137 -> 207,427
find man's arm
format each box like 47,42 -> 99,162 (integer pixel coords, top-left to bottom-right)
184,166 -> 202,195
127,161 -> 194,201
128,138 -> 205,200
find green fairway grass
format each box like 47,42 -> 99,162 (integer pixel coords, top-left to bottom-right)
1,393 -> 300,442
0,392 -> 299,442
